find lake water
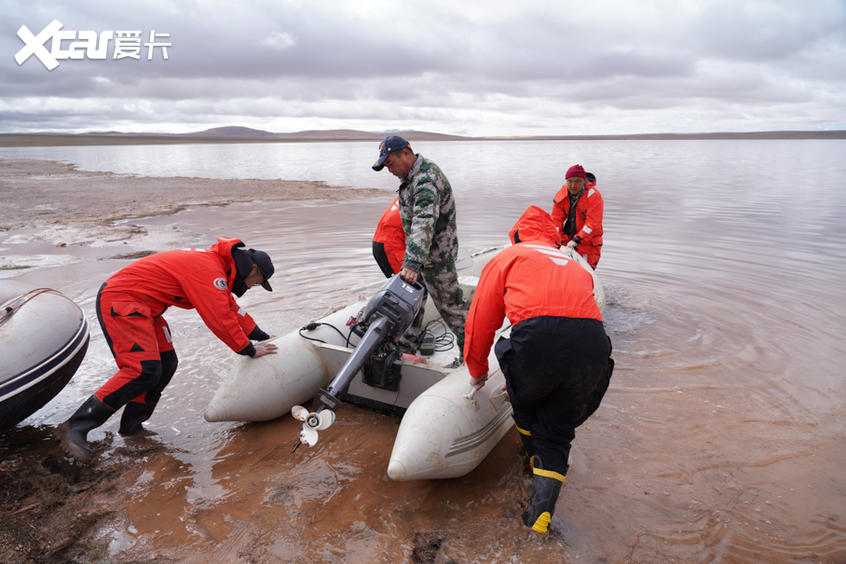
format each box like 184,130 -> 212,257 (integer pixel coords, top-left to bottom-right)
2,139 -> 845,561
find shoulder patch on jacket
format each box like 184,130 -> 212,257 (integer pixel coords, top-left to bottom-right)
213,277 -> 228,290
587,188 -> 596,197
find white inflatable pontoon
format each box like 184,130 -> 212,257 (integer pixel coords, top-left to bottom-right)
0,280 -> 90,431
205,246 -> 604,480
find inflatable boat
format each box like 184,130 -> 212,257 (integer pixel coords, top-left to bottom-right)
0,280 -> 90,431
205,246 -> 604,480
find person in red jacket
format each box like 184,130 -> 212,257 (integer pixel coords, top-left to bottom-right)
464,206 -> 614,534
551,164 -> 604,269
59,237 -> 278,461
372,196 -> 406,277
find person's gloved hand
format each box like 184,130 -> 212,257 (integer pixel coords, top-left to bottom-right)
565,239 -> 578,249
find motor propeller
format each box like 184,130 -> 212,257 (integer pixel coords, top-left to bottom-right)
291,405 -> 335,448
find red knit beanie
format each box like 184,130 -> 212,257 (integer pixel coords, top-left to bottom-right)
565,164 -> 586,179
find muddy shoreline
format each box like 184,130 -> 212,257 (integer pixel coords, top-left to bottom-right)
0,426 -> 153,562
0,158 -> 387,232
0,409 -> 540,563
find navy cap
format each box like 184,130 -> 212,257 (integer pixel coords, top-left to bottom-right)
248,249 -> 274,291
372,135 -> 410,171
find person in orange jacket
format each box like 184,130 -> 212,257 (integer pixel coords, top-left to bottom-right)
464,206 -> 614,534
59,237 -> 278,461
551,164 -> 604,269
372,196 -> 406,278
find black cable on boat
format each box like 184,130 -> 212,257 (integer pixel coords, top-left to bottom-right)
422,319 -> 456,352
298,321 -> 352,344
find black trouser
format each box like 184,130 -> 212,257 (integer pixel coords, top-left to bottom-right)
372,241 -> 394,278
495,316 -> 613,476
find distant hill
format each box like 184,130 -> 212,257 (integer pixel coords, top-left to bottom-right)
0,127 -> 843,147
272,129 -> 468,141
180,128 -> 467,141
184,126 -> 278,138
277,128 -> 379,140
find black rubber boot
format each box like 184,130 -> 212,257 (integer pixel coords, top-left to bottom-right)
517,429 -> 536,474
118,401 -> 157,435
521,456 -> 565,534
518,431 -> 536,457
58,395 -> 115,462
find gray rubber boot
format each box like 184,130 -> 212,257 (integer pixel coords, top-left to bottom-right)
58,395 -> 115,462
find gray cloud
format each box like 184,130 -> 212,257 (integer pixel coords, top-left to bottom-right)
2,0 -> 845,134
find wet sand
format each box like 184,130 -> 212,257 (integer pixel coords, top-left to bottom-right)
0,158 -> 383,232
1,409 -> 542,563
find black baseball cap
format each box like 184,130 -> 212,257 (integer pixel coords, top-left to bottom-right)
372,135 -> 411,171
233,246 -> 274,291
248,249 -> 274,291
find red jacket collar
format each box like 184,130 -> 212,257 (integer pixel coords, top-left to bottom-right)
210,237 -> 244,284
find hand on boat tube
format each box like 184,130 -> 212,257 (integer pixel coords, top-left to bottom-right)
565,239 -> 578,249
252,342 -> 278,358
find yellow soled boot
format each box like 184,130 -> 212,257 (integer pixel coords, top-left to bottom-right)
521,456 -> 565,533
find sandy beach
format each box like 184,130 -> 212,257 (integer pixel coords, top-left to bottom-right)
1,159 -> 384,232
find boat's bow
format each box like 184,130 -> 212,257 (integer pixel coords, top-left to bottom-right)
0,281 -> 89,431
387,364 -> 512,481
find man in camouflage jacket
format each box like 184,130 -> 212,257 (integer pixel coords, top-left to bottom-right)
372,135 -> 468,362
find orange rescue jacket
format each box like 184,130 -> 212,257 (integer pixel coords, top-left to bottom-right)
372,197 -> 406,274
550,181 -> 604,263
464,207 -> 601,379
100,237 -> 259,354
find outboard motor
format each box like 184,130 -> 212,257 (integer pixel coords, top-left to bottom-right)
292,275 -> 425,448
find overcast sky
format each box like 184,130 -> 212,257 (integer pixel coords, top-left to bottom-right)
3,0 -> 845,136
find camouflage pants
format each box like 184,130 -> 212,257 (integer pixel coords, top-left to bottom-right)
399,260 -> 468,354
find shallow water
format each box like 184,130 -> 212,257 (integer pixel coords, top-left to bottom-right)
2,139 -> 845,561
